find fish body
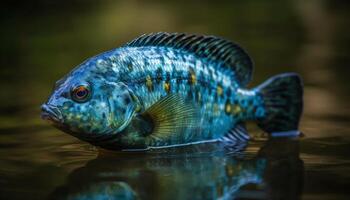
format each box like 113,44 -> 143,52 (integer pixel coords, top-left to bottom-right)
41,33 -> 303,150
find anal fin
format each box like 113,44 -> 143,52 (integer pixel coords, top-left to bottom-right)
220,123 -> 250,144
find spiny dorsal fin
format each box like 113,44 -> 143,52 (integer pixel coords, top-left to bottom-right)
141,94 -> 198,146
124,32 -> 253,86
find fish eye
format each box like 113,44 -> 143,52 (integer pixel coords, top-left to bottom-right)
71,84 -> 91,103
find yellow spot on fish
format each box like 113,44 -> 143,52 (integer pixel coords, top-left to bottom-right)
146,75 -> 153,91
232,105 -> 242,115
225,164 -> 235,177
191,74 -> 196,84
135,104 -> 142,113
217,85 -> 223,96
225,101 -> 231,114
164,82 -> 170,93
189,68 -> 196,85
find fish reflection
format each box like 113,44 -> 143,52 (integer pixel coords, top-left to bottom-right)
49,137 -> 303,200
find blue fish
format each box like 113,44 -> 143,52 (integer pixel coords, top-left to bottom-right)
41,32 -> 303,150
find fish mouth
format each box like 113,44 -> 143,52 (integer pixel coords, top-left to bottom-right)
41,104 -> 63,124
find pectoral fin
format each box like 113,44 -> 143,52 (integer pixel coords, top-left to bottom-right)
141,94 -> 198,145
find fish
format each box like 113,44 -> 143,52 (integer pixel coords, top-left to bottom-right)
41,32 -> 303,150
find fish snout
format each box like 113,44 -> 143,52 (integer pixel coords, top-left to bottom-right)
41,104 -> 63,123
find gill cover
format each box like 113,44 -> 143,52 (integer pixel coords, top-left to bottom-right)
104,82 -> 140,133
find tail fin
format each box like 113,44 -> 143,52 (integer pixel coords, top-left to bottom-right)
256,73 -> 303,134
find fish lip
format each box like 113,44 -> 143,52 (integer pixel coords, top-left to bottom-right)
41,104 -> 63,123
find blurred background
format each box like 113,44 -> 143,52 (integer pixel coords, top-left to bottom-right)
0,0 -> 349,199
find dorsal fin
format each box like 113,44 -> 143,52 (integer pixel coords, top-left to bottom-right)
124,32 -> 254,86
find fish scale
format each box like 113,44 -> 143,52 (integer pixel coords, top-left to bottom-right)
123,50 -> 258,147
118,47 -> 237,140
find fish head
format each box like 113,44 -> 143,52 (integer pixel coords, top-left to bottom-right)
41,71 -> 139,141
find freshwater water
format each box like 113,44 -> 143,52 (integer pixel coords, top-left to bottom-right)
0,0 -> 349,199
